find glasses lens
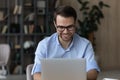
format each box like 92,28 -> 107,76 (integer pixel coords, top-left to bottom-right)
57,26 -> 64,31
67,25 -> 75,30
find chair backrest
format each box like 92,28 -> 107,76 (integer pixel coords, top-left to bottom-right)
26,64 -> 33,80
0,44 -> 10,65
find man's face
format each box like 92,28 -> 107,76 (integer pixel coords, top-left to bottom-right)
54,15 -> 76,42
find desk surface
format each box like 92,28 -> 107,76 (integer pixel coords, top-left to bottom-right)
97,70 -> 120,80
1,70 -> 120,80
0,75 -> 26,80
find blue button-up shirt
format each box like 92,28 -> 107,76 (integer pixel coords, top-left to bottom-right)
31,33 -> 100,74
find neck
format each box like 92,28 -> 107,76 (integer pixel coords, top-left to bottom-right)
58,37 -> 72,49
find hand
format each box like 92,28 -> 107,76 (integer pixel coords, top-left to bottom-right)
87,69 -> 98,80
33,72 -> 41,80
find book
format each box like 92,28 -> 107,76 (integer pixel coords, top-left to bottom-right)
24,13 -> 34,22
29,24 -> 34,34
13,5 -> 22,15
14,44 -> 21,49
1,25 -> 8,34
40,25 -> 44,33
17,5 -> 22,15
24,25 -> 28,34
13,5 -> 19,15
24,2 -> 32,7
0,11 -> 4,21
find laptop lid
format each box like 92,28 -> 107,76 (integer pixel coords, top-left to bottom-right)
41,58 -> 86,80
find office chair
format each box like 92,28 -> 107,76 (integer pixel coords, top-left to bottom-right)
0,44 -> 10,79
26,64 -> 33,80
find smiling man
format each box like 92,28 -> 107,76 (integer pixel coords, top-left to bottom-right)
31,5 -> 100,80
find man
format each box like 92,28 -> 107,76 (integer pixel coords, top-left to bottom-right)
32,5 -> 100,80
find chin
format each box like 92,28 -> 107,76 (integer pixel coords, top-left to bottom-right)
62,38 -> 71,41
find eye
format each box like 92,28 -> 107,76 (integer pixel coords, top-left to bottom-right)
67,25 -> 75,28
57,26 -> 64,29
67,25 -> 73,28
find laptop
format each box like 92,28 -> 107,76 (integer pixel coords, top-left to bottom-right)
41,58 -> 86,80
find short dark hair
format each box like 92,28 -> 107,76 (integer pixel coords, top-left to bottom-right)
53,5 -> 77,22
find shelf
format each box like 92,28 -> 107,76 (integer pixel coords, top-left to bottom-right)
0,33 -> 21,36
23,33 -> 52,36
0,0 -> 55,74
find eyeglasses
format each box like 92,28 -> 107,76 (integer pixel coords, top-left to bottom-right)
56,24 -> 75,32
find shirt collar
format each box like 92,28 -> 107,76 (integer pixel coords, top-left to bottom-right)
56,33 -> 60,45
55,33 -> 75,51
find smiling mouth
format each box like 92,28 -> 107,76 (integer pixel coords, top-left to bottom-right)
63,34 -> 69,36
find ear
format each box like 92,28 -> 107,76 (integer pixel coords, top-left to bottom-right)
53,21 -> 57,28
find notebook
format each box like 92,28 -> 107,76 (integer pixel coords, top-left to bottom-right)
41,58 -> 86,80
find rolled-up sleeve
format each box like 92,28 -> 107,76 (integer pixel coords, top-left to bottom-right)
31,63 -> 42,75
31,53 -> 42,75
86,59 -> 100,72
84,43 -> 100,72
31,40 -> 47,75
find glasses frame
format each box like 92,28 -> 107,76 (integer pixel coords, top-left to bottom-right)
56,24 -> 75,32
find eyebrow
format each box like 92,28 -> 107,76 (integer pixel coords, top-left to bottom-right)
56,24 -> 75,27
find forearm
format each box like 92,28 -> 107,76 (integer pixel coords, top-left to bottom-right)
33,72 -> 41,80
87,69 -> 98,80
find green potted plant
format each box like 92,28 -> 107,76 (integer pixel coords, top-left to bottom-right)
77,0 -> 110,43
